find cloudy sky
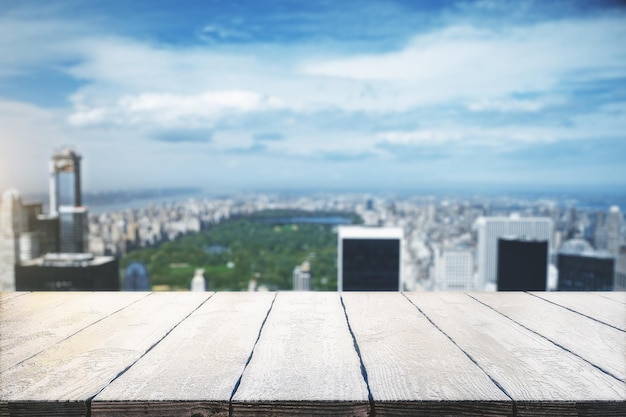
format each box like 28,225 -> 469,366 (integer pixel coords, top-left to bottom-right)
1,0 -> 625,194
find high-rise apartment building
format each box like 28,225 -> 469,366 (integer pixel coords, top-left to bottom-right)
0,189 -> 25,291
50,149 -> 88,253
338,226 -> 402,291
474,215 -> 553,290
497,238 -> 548,291
434,249 -> 474,291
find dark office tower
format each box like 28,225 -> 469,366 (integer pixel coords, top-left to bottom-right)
59,206 -> 88,253
557,238 -> 615,291
496,238 -> 548,291
15,253 -> 119,291
35,215 -> 59,254
23,203 -> 43,230
338,227 -> 402,291
49,148 -> 88,253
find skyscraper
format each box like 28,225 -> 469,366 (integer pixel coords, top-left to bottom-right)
606,206 -> 623,256
50,149 -> 82,213
49,149 -> 88,253
474,215 -> 553,290
338,226 -> 402,291
0,189 -> 25,291
497,238 -> 548,291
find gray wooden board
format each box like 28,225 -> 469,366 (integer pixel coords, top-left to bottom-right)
0,292 -> 211,408
91,292 -> 276,417
231,292 -> 370,416
341,292 -> 511,416
403,292 -> 626,413
528,291 -> 626,331
596,292 -> 626,304
0,292 -> 147,373
471,292 -> 626,382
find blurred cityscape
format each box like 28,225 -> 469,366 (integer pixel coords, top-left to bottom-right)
1,149 -> 625,292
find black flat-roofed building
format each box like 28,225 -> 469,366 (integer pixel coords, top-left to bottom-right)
557,238 -> 615,291
497,237 -> 548,291
15,253 -> 119,291
338,227 -> 402,291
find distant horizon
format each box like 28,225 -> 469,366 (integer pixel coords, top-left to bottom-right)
11,184 -> 626,214
1,1 -> 625,193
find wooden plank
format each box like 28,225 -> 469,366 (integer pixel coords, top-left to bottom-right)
597,292 -> 626,304
471,292 -> 626,382
0,292 -> 28,302
1,292 -> 85,321
404,292 -> 626,415
0,292 -> 211,416
0,292 -> 147,372
528,291 -> 626,331
92,292 -> 276,417
231,292 -> 370,416
341,292 -> 512,416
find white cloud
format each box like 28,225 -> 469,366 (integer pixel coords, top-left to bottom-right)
467,98 -> 550,112
302,17 -> 626,107
69,90 -> 285,128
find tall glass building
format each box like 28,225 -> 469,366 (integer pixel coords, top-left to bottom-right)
49,149 -> 87,253
50,149 -> 82,213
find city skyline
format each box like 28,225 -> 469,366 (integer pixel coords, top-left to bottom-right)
1,0 -> 625,194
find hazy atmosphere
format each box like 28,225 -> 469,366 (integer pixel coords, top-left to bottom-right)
1,0 -> 625,193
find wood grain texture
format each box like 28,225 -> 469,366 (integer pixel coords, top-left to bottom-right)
231,292 -> 370,416
528,291 -> 626,331
91,401 -> 228,417
0,292 -> 28,302
0,292 -> 210,410
471,292 -> 626,382
597,292 -> 626,304
92,292 -> 275,417
403,292 -> 626,413
0,292 -> 147,372
341,292 -> 511,416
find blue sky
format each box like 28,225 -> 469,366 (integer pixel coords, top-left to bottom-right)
1,0 -> 625,194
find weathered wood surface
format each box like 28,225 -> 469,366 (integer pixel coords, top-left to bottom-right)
0,292 -> 147,372
0,292 -> 210,416
0,292 -> 27,302
92,292 -> 275,417
341,292 -> 511,416
529,291 -> 626,331
597,292 -> 626,304
231,292 -> 370,416
1,291 -> 625,417
471,292 -> 626,382
404,292 -> 626,415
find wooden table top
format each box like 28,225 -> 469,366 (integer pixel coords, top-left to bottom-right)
1,291 -> 624,416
